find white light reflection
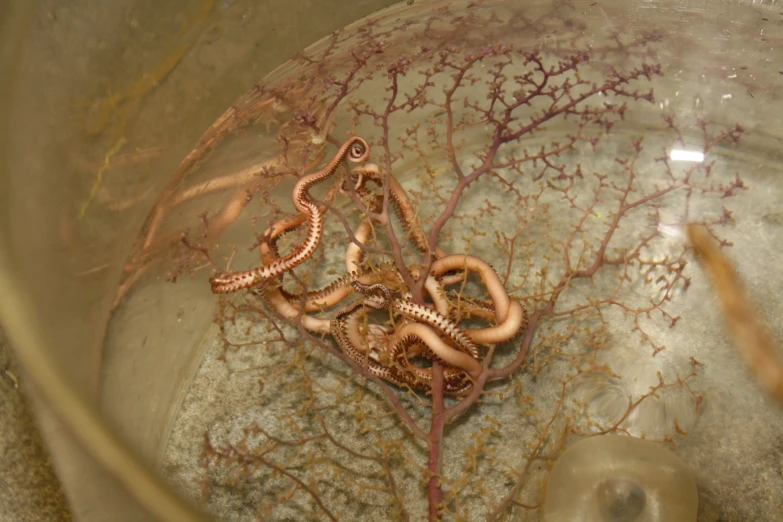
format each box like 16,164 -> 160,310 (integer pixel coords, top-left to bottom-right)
669,149 -> 704,162
657,223 -> 683,240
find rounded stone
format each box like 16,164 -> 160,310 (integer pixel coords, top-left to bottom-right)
542,435 -> 698,521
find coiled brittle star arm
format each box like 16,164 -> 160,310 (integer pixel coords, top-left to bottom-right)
431,255 -> 527,345
209,137 -> 370,293
331,282 -> 477,396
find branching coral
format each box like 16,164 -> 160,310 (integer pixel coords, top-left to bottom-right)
136,1 -> 755,520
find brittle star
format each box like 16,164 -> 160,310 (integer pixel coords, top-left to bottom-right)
209,137 -> 527,394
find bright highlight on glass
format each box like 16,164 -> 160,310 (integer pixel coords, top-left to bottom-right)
669,149 -> 705,162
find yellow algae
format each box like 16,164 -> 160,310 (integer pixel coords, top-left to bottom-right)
79,0 -> 215,217
78,136 -> 127,219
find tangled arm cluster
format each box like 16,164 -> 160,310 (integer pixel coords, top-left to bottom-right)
209,137 -> 528,396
